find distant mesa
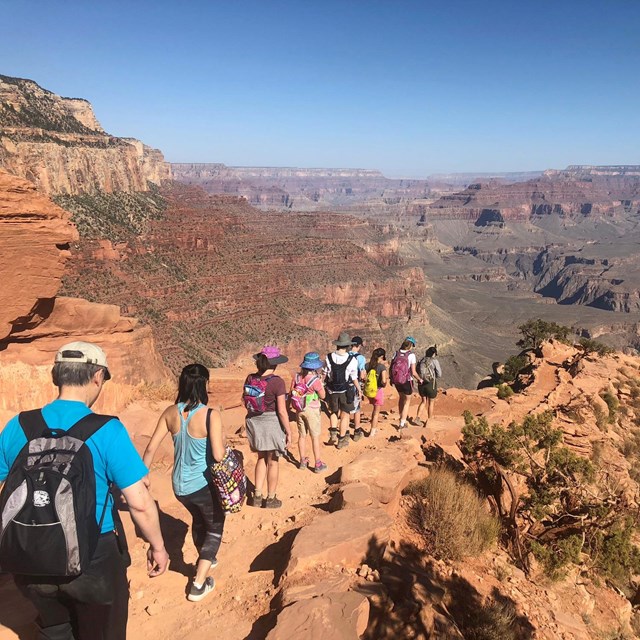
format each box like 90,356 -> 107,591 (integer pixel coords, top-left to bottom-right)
0,74 -> 171,195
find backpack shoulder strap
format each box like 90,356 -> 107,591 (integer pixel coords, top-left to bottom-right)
327,353 -> 335,367
18,409 -> 49,441
67,413 -> 117,442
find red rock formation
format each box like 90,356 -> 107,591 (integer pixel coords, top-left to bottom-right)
0,168 -> 77,340
0,170 -> 168,421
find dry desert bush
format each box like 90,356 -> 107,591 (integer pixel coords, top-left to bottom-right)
406,467 -> 500,561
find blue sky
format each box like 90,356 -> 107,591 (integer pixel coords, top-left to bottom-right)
1,0 -> 638,176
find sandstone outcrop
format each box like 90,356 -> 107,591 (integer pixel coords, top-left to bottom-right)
286,507 -> 393,579
0,169 -> 76,341
0,170 -> 168,421
0,74 -> 171,195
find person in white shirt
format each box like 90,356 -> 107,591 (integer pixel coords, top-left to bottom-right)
389,337 -> 422,429
324,331 -> 361,449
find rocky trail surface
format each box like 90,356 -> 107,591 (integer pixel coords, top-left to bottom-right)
3,343 -> 640,639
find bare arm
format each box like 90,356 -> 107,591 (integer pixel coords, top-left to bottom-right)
121,479 -> 169,577
316,378 -> 326,400
276,394 -> 291,446
207,408 -> 226,463
381,369 -> 389,386
411,361 -> 422,384
142,410 -> 172,469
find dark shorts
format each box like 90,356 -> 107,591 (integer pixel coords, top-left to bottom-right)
394,381 -> 413,396
418,380 -> 438,399
327,391 -> 355,415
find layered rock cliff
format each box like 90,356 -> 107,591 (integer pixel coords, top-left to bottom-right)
425,171 -> 640,222
0,74 -> 171,195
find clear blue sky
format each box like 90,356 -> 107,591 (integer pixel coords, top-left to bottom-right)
1,0 -> 638,177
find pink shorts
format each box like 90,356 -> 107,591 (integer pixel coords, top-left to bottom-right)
367,388 -> 384,407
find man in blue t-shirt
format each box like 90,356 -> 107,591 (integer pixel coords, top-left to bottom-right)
0,341 -> 169,640
349,336 -> 368,442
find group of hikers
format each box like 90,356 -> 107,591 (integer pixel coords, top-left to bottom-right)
0,333 -> 441,639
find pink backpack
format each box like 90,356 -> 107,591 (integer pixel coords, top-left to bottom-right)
390,351 -> 411,384
289,374 -> 319,413
243,375 -> 274,413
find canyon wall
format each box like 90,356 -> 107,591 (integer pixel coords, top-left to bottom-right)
0,74 -> 171,195
62,183 -> 429,372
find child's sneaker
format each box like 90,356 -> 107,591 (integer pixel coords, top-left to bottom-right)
299,457 -> 309,470
312,460 -> 328,473
336,435 -> 350,449
187,576 -> 215,602
328,429 -> 338,445
352,428 -> 364,442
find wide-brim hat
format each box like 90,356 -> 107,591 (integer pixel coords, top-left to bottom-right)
253,345 -> 288,366
300,352 -> 324,370
55,341 -> 112,380
333,331 -> 354,348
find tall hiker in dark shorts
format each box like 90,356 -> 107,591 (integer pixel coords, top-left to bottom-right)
0,341 -> 168,640
143,363 -> 227,602
324,331 -> 361,449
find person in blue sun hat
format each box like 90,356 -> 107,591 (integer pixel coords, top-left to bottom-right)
289,352 -> 327,473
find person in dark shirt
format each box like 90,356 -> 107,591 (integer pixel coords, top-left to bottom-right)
243,346 -> 291,509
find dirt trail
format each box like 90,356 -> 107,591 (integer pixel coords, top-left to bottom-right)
0,389 -> 466,640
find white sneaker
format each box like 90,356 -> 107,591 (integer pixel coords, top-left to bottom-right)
188,576 -> 215,602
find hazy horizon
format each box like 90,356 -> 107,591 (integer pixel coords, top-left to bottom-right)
2,0 -> 638,175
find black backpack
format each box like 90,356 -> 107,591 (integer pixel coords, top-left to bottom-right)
326,354 -> 355,392
0,409 -> 114,577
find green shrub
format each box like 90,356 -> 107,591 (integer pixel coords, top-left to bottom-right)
590,520 -> 640,589
496,384 -> 514,400
459,599 -> 518,640
517,319 -> 573,351
578,337 -> 615,356
406,468 -> 500,561
600,390 -> 619,425
530,535 -> 583,580
502,355 -> 528,382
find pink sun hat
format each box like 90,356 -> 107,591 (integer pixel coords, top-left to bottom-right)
253,345 -> 289,366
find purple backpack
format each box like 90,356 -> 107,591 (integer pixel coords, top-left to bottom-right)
243,375 -> 274,413
390,351 -> 411,384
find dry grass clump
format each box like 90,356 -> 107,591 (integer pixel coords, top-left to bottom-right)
134,381 -> 176,404
406,467 -> 500,561
461,599 -> 518,640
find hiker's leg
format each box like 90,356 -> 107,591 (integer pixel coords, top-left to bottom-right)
400,393 -> 412,424
416,397 -> 426,421
297,412 -> 308,463
71,534 -> 129,640
266,451 -> 280,497
371,405 -> 380,431
311,434 -> 323,464
14,578 -> 74,640
254,452 -> 268,497
428,396 -> 436,420
339,409 -> 350,438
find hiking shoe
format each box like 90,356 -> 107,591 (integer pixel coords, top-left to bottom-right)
412,418 -> 423,427
398,422 -> 407,430
263,496 -> 283,509
210,558 -> 218,569
312,461 -> 328,473
352,428 -> 364,442
188,577 -> 215,602
248,494 -> 263,507
299,457 -> 310,470
336,435 -> 350,449
328,429 -> 338,446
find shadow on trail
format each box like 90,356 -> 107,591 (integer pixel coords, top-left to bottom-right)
249,528 -> 300,586
362,537 -> 535,640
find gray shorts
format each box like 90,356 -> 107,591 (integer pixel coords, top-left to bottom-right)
327,391 -> 354,415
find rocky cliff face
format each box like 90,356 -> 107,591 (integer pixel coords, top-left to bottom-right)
0,169 -> 168,421
0,74 -> 171,195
